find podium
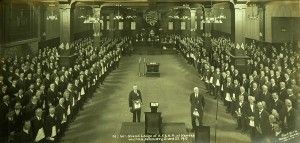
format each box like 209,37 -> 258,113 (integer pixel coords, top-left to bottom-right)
145,112 -> 162,135
146,63 -> 160,77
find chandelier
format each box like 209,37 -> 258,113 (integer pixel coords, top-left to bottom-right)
83,0 -> 101,23
201,9 -> 223,23
46,3 -> 58,20
113,4 -> 123,20
218,7 -> 226,19
248,4 -> 259,20
180,16 -> 191,20
125,8 -> 137,19
78,7 -> 86,19
201,0 -> 223,24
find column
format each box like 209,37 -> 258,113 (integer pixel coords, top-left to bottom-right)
234,4 -> 247,50
59,4 -> 74,46
203,8 -> 212,51
230,4 -> 250,74
58,3 -> 77,68
259,6 -> 265,41
190,9 -> 196,38
93,7 -> 101,47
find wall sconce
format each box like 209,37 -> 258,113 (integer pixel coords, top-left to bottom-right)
281,27 -> 286,32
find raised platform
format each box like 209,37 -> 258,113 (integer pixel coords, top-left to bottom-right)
117,122 -> 191,143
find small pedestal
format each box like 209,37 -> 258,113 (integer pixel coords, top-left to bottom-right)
228,51 -> 250,75
59,54 -> 78,68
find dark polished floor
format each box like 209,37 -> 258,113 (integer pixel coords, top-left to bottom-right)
61,54 -> 251,143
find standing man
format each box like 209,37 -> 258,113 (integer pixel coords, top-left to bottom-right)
190,87 -> 205,131
129,84 -> 143,122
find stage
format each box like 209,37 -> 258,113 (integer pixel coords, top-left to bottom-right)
117,122 -> 192,143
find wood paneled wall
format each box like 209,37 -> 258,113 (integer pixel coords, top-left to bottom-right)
265,1 -> 300,43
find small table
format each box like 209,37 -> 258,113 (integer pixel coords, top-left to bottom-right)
146,63 -> 160,77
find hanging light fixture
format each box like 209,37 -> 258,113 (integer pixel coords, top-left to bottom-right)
113,4 -> 123,20
125,8 -> 137,19
248,4 -> 259,20
78,7 -> 86,19
219,7 -> 226,19
46,3 -> 58,20
202,0 -> 223,24
83,0 -> 101,23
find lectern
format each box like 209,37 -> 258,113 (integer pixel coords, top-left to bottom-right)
146,62 -> 160,77
145,112 -> 162,135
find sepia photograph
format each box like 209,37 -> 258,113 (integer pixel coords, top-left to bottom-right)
0,0 -> 300,143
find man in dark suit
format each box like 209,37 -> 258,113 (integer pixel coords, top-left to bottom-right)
0,85 -> 7,100
224,77 -> 234,113
190,87 -> 205,131
44,107 -> 57,143
128,84 -> 143,122
14,120 -> 33,143
241,74 -> 249,93
14,102 -> 25,132
0,95 -> 10,143
287,89 -> 298,109
254,101 -> 270,143
31,108 -> 45,143
235,95 -> 248,133
7,80 -> 18,99
47,84 -> 58,107
279,82 -> 288,102
283,99 -> 296,132
55,98 -> 67,139
269,93 -> 284,114
212,68 -> 221,99
269,79 -> 279,94
231,79 -> 241,116
245,96 -> 257,141
43,73 -> 51,90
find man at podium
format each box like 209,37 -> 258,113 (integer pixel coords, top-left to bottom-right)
129,84 -> 143,122
190,87 -> 205,131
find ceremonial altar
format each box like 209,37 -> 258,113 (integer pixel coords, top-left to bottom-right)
146,62 -> 160,77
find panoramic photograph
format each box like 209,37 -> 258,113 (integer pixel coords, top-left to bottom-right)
0,0 -> 299,143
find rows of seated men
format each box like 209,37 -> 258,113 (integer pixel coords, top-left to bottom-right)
0,37 -> 127,143
177,36 -> 300,143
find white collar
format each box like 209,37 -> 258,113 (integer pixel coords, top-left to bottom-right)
23,129 -> 29,134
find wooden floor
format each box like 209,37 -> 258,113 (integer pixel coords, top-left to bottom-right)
61,54 -> 251,143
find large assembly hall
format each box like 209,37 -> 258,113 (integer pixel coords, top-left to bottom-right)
0,0 -> 300,143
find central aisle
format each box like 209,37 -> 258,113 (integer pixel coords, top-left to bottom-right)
61,54 -> 250,143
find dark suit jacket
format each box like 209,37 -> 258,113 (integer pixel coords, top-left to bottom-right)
278,88 -> 287,102
235,100 -> 248,118
31,116 -> 44,139
285,108 -> 296,131
14,109 -> 25,132
44,114 -> 58,138
255,109 -> 270,137
269,84 -> 279,94
47,89 -> 58,107
128,90 -> 142,108
241,78 -> 249,92
190,93 -> 205,117
55,104 -> 66,126
269,99 -> 284,114
0,102 -> 9,137
14,129 -> 33,143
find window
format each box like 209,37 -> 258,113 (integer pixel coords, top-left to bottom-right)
119,22 -> 124,30
195,21 -> 197,30
131,22 -> 136,30
168,22 -> 173,30
107,21 -> 110,30
181,22 -> 186,30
